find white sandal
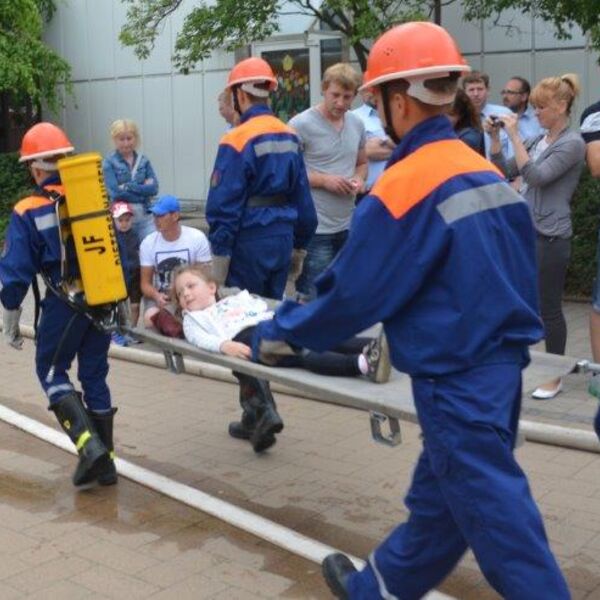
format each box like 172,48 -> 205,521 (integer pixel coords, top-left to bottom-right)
531,380 -> 562,400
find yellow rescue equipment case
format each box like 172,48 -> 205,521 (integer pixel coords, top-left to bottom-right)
57,153 -> 127,306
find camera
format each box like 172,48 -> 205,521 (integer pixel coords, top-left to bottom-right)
490,115 -> 505,128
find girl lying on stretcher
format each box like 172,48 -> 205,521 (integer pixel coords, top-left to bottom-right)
171,263 -> 391,384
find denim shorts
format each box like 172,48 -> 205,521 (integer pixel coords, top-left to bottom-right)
593,230 -> 600,312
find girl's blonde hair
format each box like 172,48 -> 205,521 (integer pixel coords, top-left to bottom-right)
109,118 -> 140,142
530,74 -> 581,115
171,263 -> 217,313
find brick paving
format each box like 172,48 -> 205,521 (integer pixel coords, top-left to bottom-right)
0,298 -> 598,598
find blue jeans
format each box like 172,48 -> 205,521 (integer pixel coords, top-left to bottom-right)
592,229 -> 600,312
296,230 -> 348,300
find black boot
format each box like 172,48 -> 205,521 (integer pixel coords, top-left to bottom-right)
228,380 -> 258,440
248,379 -> 283,454
230,374 -> 282,452
322,553 -> 356,599
49,391 -> 110,486
87,408 -> 118,486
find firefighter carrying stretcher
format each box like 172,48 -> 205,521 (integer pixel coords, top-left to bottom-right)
206,57 -> 318,452
0,123 -> 121,488
251,22 -> 570,599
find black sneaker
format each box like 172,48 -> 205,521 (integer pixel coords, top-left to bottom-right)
363,333 -> 391,383
322,553 -> 356,599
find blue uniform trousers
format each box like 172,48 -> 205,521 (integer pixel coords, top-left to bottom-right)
227,225 -> 293,300
35,293 -> 112,412
594,406 -> 600,441
347,363 -> 569,599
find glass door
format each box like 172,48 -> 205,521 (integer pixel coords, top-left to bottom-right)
253,35 -> 344,123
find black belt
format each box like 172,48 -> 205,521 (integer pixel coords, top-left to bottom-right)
247,194 -> 287,208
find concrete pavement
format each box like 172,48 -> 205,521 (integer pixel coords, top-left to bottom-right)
0,297 -> 598,598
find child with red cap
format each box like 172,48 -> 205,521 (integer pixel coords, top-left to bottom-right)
111,201 -> 142,345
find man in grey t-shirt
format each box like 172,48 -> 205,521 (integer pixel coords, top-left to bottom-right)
289,63 -> 367,300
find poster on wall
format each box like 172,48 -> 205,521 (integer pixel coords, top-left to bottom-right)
261,49 -> 310,123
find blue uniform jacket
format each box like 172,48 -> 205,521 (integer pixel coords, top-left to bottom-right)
0,177 -> 67,310
255,116 -> 544,377
206,105 -> 317,256
102,150 -> 159,205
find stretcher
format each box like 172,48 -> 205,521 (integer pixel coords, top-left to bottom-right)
124,325 -> 583,447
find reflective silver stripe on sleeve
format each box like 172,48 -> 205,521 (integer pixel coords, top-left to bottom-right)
254,139 -> 299,157
34,213 -> 58,232
368,552 -> 400,600
436,182 -> 524,225
46,383 -> 74,398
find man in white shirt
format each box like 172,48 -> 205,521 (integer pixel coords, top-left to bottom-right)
140,194 -> 212,326
463,71 -> 513,158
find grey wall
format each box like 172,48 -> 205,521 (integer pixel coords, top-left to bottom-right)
45,0 -> 234,205
45,1 -> 600,205
442,2 -> 600,116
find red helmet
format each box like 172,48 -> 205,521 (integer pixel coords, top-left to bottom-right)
226,57 -> 278,93
19,122 -> 74,163
361,22 -> 470,91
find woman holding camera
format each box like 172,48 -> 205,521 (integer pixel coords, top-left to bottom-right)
489,74 -> 585,399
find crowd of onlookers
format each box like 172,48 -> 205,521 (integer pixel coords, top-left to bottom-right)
105,63 -> 600,405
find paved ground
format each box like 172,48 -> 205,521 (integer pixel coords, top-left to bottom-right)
1,273 -> 600,597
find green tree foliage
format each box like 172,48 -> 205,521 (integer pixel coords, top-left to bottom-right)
119,0 -> 600,73
0,0 -> 71,112
566,169 -> 600,298
0,153 -> 33,239
119,0 -> 432,72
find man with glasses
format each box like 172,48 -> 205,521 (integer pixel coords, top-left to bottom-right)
501,76 -> 543,140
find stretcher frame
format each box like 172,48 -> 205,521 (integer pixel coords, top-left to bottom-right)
124,326 -> 582,447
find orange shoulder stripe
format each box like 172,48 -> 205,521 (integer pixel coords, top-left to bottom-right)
371,140 -> 503,219
14,195 -> 54,216
221,115 -> 294,152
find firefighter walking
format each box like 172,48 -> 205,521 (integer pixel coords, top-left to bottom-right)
0,123 -> 117,487
206,57 -> 317,452
252,23 -> 570,599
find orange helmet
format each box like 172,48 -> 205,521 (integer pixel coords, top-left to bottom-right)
19,122 -> 74,163
361,22 -> 470,91
226,57 -> 278,96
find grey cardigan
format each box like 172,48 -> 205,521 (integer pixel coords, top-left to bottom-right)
491,128 -> 585,238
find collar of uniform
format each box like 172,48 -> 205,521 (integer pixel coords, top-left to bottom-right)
40,174 -> 61,188
240,104 -> 273,124
388,115 -> 455,165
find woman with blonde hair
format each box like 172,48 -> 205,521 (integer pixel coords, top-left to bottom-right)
103,119 -> 159,240
489,74 -> 586,399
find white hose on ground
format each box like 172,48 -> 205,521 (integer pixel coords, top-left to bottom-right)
0,367 -> 454,600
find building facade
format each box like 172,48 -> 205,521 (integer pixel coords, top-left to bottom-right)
44,1 -> 600,206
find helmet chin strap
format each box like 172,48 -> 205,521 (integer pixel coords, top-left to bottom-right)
381,83 -> 401,145
232,85 -> 243,116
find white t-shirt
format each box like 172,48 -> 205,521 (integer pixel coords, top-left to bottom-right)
139,225 -> 212,293
183,291 -> 273,353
